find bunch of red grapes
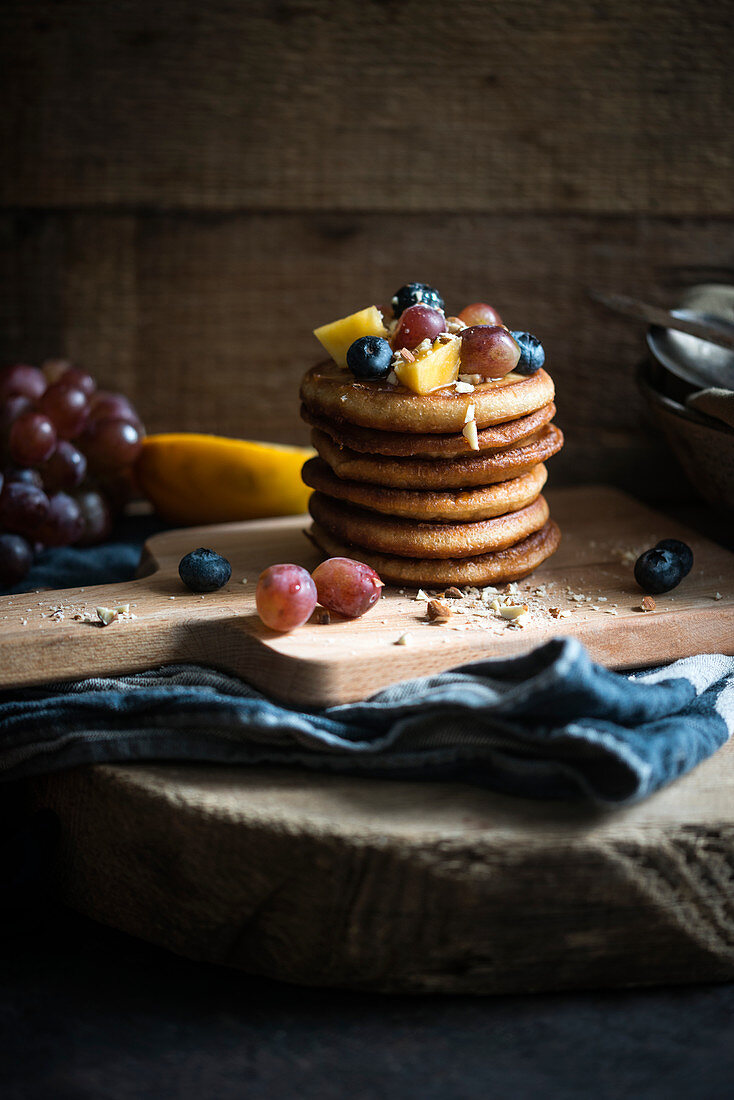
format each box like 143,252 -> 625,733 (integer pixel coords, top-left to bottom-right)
0,361 -> 144,586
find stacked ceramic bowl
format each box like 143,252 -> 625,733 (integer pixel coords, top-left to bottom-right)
638,283 -> 734,513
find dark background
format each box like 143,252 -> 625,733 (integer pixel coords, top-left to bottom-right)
2,3 -> 734,1096
2,0 -> 733,498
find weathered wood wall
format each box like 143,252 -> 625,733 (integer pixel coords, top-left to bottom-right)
2,0 -> 733,496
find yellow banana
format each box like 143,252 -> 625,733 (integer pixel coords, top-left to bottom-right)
136,433 -> 314,525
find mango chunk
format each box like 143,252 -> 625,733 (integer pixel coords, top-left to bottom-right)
314,306 -> 388,368
394,339 -> 461,394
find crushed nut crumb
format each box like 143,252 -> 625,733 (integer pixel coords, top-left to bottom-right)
426,599 -> 451,623
462,419 -> 479,450
316,608 -> 331,625
444,587 -> 464,599
96,606 -> 119,626
640,596 -> 656,612
395,632 -> 412,646
497,603 -> 529,620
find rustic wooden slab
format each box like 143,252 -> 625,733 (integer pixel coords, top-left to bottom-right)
28,735 -> 734,995
1,487 -> 732,706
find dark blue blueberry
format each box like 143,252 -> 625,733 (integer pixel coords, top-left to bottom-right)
178,547 -> 232,593
655,538 -> 693,577
391,283 -> 445,318
510,331 -> 545,375
346,336 -> 393,380
633,547 -> 684,594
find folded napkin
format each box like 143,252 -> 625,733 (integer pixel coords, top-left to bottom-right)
1,640 -> 732,806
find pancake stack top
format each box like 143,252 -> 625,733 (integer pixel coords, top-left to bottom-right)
300,283 -> 564,587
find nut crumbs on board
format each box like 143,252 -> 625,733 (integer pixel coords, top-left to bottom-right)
640,596 -> 656,612
426,599 -> 451,623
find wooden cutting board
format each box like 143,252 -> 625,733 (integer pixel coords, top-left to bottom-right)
22,485 -> 734,996
2,486 -> 733,704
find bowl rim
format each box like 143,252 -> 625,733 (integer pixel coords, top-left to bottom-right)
636,358 -> 734,437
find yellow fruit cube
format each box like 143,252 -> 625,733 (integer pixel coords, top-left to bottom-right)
313,306 -> 388,369
394,339 -> 461,394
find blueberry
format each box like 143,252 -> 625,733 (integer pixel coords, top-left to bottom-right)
391,283 -> 445,318
179,547 -> 232,593
346,336 -> 393,380
510,331 -> 545,375
633,548 -> 684,594
655,538 -> 693,577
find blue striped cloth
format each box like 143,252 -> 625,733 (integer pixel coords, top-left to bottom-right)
0,526 -> 732,805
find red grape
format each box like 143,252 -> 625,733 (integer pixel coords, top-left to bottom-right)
9,412 -> 57,466
0,533 -> 33,586
458,302 -> 503,326
5,466 -> 43,489
392,305 -> 447,351
0,363 -> 47,401
36,491 -> 84,547
256,563 -> 317,631
89,391 -> 139,425
75,489 -> 113,545
312,557 -> 383,618
41,441 -> 87,491
38,383 -> 89,439
81,418 -> 143,471
459,326 -> 520,378
0,481 -> 49,535
0,394 -> 33,437
60,366 -> 96,396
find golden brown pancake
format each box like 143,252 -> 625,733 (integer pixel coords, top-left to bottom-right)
300,401 -> 556,457
308,520 -> 562,587
302,458 -> 548,522
312,424 -> 564,489
309,492 -> 550,559
300,361 -> 555,433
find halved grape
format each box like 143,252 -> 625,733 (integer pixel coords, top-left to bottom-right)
459,326 -> 520,378
9,412 -> 57,466
0,481 -> 49,535
38,383 -> 89,439
41,441 -> 87,491
392,305 -> 447,352
256,563 -> 317,631
81,418 -> 143,471
75,489 -> 113,546
0,363 -> 47,401
458,302 -> 503,326
36,491 -> 84,547
312,557 -> 383,619
0,533 -> 33,587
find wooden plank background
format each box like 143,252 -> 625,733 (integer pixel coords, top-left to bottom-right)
1,0 -> 733,499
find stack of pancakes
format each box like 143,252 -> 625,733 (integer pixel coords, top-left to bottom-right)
300,361 -> 564,586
